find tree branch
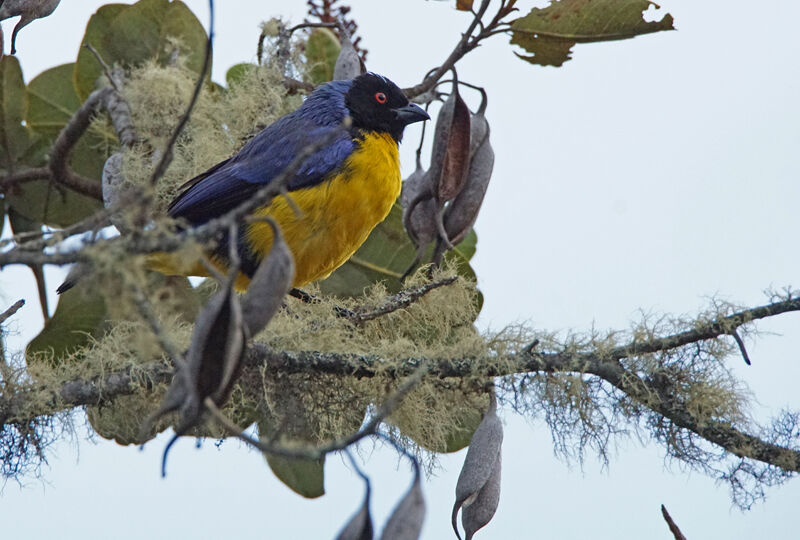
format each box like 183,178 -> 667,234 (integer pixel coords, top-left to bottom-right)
403,0 -> 501,99
3,296 -> 799,473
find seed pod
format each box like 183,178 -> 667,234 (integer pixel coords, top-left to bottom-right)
401,162 -> 437,278
451,394 -> 503,540
401,161 -> 436,247
379,459 -> 426,540
0,0 -> 60,55
428,80 -> 471,205
462,453 -> 501,540
139,274 -> 247,475
433,94 -> 494,264
241,217 -> 295,336
333,28 -> 365,80
445,134 -> 493,246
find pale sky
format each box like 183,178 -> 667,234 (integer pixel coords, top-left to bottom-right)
2,1 -> 799,539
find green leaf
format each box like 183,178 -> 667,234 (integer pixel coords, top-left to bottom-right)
265,453 -> 326,499
29,63 -> 120,177
510,0 -> 675,67
74,0 -> 208,101
0,55 -> 31,168
6,62 -> 115,227
257,418 -> 326,498
26,280 -> 108,365
391,389 -> 487,453
26,63 -> 82,139
225,63 -> 255,88
319,202 -> 478,299
73,4 -> 129,101
4,179 -> 103,228
305,28 -> 340,85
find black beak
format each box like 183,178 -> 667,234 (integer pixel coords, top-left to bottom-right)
394,102 -> 430,126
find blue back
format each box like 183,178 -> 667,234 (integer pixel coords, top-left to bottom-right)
168,80 -> 357,225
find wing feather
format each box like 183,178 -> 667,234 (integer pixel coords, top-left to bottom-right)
168,114 -> 354,226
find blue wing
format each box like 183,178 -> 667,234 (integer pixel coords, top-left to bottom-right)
168,114 -> 355,226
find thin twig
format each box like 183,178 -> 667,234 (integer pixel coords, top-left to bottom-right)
83,43 -> 119,91
404,0 -> 495,99
282,76 -> 316,94
0,300 -> 24,326
660,505 -> 688,540
350,276 -> 458,324
148,0 -> 214,186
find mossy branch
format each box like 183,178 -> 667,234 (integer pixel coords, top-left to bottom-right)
3,295 -> 799,474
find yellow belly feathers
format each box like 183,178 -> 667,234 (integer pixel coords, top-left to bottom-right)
151,132 -> 401,291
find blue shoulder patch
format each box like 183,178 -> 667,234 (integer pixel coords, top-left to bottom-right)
168,80 -> 356,225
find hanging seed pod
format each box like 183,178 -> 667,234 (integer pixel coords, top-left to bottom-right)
241,217 -> 295,336
461,453 -> 501,540
139,260 -> 247,475
451,393 -> 503,540
0,0 -> 61,55
429,78 -> 472,204
401,160 -> 433,246
401,160 -> 438,278
379,456 -> 426,540
425,75 -> 471,250
333,26 -> 366,80
433,91 -> 494,264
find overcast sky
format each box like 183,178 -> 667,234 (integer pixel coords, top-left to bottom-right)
2,1 -> 799,539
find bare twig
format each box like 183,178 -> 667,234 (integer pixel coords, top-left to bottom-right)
350,276 -> 458,324
0,300 -> 24,326
148,0 -> 214,186
282,76 -> 315,94
48,87 -> 115,201
404,0 -> 498,99
83,43 -> 120,91
0,167 -> 51,191
660,505 -> 688,540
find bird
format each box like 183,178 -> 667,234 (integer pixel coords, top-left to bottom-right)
148,72 -> 430,291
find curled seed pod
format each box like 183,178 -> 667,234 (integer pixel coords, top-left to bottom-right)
429,79 -> 472,205
452,394 -> 503,540
379,457 -> 426,540
241,217 -> 295,336
433,95 -> 494,264
401,161 -> 436,247
462,453 -> 501,540
333,27 -> 366,80
0,0 -> 61,55
446,133 -> 493,246
140,274 -> 247,476
401,163 -> 437,278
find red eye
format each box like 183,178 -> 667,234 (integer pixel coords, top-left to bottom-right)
375,92 -> 387,104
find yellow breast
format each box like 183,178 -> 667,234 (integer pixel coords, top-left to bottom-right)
245,131 -> 401,289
